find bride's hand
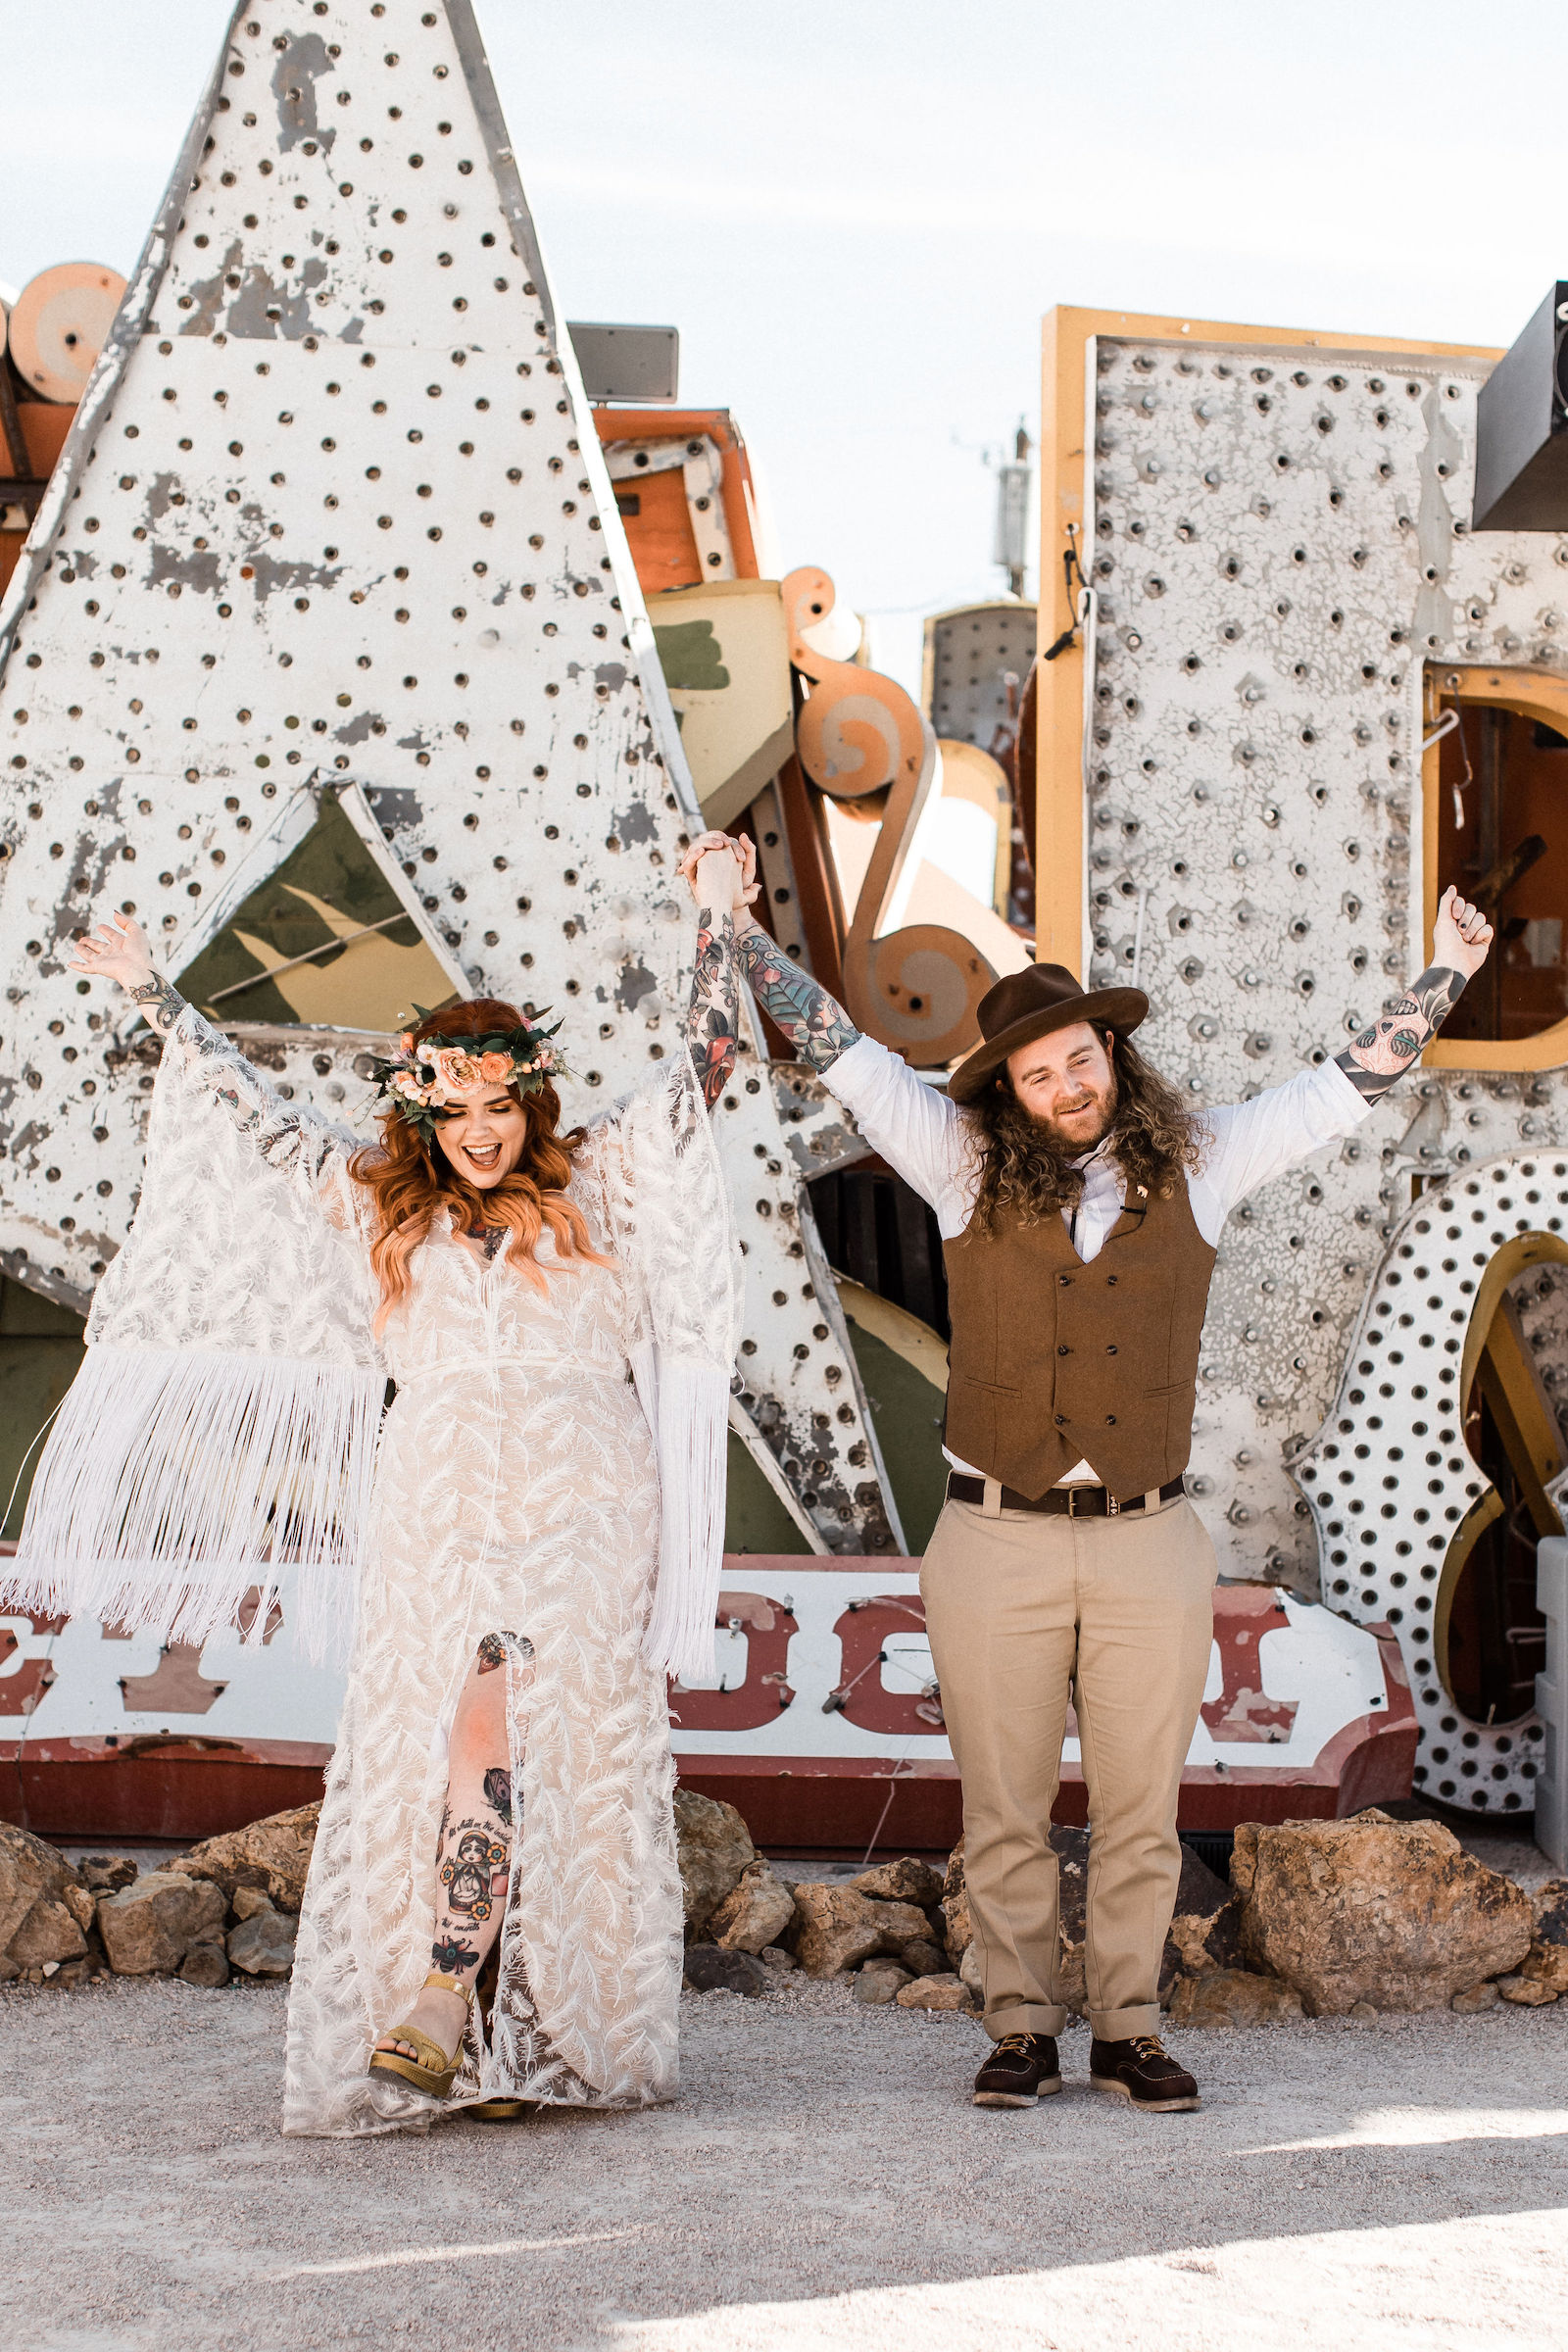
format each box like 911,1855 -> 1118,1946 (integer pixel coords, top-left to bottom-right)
67,910 -> 158,995
677,829 -> 758,916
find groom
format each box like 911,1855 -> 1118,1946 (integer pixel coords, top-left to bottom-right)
697,834 -> 1491,2113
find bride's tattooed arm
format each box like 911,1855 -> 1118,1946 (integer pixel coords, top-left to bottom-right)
1334,888 -> 1493,1103
685,906 -> 740,1109
733,913 -> 861,1074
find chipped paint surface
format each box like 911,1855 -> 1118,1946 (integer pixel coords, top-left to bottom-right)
1084,331 -> 1568,1807
0,0 -> 899,1554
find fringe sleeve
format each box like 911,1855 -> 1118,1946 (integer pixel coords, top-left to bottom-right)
0,1001 -> 383,1663
583,1057 -> 744,1686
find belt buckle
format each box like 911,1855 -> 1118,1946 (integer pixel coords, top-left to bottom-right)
1065,1486 -> 1083,1519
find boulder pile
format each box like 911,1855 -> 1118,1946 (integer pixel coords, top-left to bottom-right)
0,1807 -> 316,1990
7,1791 -> 1567,2028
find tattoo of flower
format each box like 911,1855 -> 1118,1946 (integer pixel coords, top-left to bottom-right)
734,927 -> 860,1073
1335,965 -> 1466,1102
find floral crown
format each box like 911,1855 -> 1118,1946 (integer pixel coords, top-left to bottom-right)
368,1006 -> 567,1142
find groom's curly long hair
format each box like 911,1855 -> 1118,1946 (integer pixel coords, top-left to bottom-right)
964,1029 -> 1207,1236
350,999 -> 608,1330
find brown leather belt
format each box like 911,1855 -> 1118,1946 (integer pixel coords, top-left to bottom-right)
945,1473 -> 1186,1518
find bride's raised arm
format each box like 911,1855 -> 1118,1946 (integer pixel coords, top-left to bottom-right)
72,908 -> 361,1204
676,830 -> 753,1112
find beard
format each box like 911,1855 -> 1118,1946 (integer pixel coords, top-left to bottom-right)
1032,1069 -> 1119,1155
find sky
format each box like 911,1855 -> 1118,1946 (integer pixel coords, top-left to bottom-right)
4,0 -> 1568,691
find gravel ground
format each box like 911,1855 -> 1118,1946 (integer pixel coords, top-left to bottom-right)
4,1970 -> 1567,2351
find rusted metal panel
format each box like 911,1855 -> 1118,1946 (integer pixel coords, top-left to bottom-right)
0,0 -> 899,1556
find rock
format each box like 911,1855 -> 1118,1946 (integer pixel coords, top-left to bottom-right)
229,1886 -> 275,1924
1167,1969 -> 1304,2028
1161,1844 -> 1243,1989
789,1885 -> 934,1978
226,1906 -> 298,1978
672,1788 -> 757,1931
178,1943 -> 230,1989
940,1839 -> 972,1968
1496,1973 -> 1559,2006
0,1825 -> 92,1982
847,1857 -> 945,1909
1051,1824 -> 1091,1946
1348,2000 -> 1379,2021
895,1936 -> 946,1979
895,1973 -> 976,2012
77,1855 -> 138,1896
1231,1810 -> 1533,2016
168,1801 -> 320,1914
1508,1880 -> 1568,1997
1451,1981 -> 1501,2014
683,1943 -> 768,1997
704,1860 -> 797,1954
759,1944 -> 798,1972
97,1871 -> 226,1976
958,1941 -> 983,1999
854,1963 -> 912,2006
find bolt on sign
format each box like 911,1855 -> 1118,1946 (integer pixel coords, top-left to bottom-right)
0,0 -> 901,1558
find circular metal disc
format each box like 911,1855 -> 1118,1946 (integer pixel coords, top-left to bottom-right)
8,263 -> 126,404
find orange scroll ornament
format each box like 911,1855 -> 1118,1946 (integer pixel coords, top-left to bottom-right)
783,566 -> 997,1067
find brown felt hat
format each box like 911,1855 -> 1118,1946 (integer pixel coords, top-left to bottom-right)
947,963 -> 1148,1104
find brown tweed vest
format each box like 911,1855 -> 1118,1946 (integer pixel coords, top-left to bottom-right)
942,1177 -> 1216,1503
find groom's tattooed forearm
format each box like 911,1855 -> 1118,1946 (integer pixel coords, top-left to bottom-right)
1334,964 -> 1467,1102
685,906 -> 740,1109
127,973 -> 185,1032
734,925 -> 860,1073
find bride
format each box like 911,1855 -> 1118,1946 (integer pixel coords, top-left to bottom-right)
6,830 -> 751,2135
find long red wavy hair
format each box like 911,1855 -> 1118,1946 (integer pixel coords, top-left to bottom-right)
350,999 -> 610,1330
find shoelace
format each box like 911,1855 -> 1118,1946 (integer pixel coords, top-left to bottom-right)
990,2033 -> 1041,2060
1127,2034 -> 1174,2065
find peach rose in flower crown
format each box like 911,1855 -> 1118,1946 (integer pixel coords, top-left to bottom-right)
477,1051 -> 514,1084
431,1047 -> 483,1096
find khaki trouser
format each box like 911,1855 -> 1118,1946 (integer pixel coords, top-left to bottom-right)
921,1490 -> 1216,2042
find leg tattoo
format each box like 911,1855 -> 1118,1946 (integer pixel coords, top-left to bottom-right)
483,1766 -> 514,1828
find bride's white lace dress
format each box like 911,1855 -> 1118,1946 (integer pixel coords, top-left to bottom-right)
3,1002 -> 739,2138
290,1174 -> 680,2135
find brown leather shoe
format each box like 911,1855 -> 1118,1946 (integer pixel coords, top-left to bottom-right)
1090,2033 -> 1200,2112
972,2032 -> 1061,2107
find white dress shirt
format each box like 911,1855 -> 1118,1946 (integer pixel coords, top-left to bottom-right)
819,1036 -> 1371,1483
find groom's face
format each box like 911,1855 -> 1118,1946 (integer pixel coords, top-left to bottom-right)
1004,1022 -> 1118,1151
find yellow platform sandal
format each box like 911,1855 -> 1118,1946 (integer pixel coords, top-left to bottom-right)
464,1956 -> 532,2122
367,1971 -> 472,2099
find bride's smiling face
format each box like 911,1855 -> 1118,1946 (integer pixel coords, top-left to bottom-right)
430,1088 -> 529,1188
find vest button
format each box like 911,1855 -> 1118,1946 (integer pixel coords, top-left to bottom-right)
1104,1414 -> 1117,1425
1058,1273 -> 1072,1287
1054,1413 -> 1066,1426
1105,1274 -> 1118,1287
1057,1344 -> 1070,1356
1106,1344 -> 1117,1354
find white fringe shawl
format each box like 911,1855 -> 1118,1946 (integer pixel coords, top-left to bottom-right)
590,1056 -> 744,1687
1,1004 -> 383,1663
10,1346 -> 382,1663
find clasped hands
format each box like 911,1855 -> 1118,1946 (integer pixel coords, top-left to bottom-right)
676,830 -> 760,922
